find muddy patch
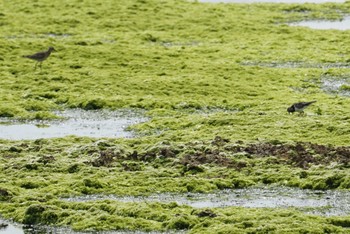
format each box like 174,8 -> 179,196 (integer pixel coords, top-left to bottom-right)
75,138 -> 350,171
230,141 -> 350,168
0,109 -> 147,140
290,16 -> 350,30
62,187 -> 350,217
180,138 -> 350,170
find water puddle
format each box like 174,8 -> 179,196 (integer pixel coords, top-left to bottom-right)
0,219 -> 181,234
0,221 -> 22,234
62,187 -> 350,217
241,61 -> 350,69
321,76 -> 350,96
290,16 -> 350,30
198,0 -> 345,3
0,109 -> 147,140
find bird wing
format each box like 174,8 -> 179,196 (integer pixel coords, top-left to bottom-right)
26,51 -> 47,60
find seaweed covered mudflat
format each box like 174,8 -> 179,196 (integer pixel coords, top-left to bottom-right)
0,137 -> 350,233
1,0 -> 350,233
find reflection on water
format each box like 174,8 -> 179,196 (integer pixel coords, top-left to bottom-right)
0,109 -> 147,140
290,16 -> 350,30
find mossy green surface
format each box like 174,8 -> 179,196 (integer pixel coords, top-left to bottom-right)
1,0 -> 350,143
1,138 -> 350,232
1,0 -> 350,232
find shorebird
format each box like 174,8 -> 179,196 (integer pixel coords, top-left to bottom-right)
23,47 -> 56,70
287,101 -> 316,115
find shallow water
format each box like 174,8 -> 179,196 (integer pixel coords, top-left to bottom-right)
321,77 -> 350,96
199,0 -> 345,3
62,187 -> 350,217
290,16 -> 350,30
1,187 -> 349,233
0,220 -> 183,234
0,222 -> 22,234
0,109 -> 147,140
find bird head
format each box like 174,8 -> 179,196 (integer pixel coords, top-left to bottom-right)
287,106 -> 294,113
48,47 -> 56,52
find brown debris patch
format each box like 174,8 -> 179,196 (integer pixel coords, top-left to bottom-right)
37,155 -> 55,165
196,209 -> 217,218
91,150 -> 118,167
81,138 -> 350,170
136,145 -> 179,161
231,142 -> 350,168
211,136 -> 230,147
181,148 -> 245,170
0,188 -> 11,201
121,161 -> 143,171
180,138 -> 350,169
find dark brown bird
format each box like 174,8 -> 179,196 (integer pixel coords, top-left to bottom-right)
287,101 -> 316,114
23,47 -> 56,70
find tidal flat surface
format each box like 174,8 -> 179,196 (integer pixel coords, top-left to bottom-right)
0,109 -> 147,140
2,0 -> 350,233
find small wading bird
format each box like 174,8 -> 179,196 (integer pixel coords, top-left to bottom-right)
23,47 -> 56,70
287,101 -> 316,115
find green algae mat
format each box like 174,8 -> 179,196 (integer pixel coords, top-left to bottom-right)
1,0 -> 350,233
